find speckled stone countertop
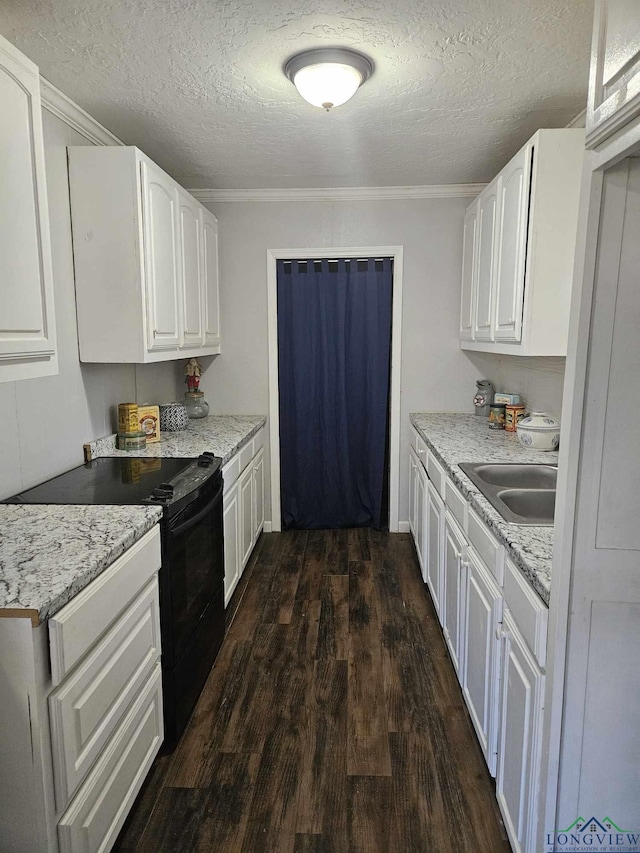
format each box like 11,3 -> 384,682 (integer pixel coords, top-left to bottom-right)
0,504 -> 162,624
88,414 -> 266,465
410,413 -> 558,605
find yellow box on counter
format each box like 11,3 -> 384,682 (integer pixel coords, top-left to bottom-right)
138,405 -> 160,442
118,402 -> 138,434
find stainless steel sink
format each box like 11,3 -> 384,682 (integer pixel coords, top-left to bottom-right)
459,463 -> 557,525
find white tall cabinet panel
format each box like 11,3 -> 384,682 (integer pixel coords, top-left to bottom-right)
587,2 -> 640,147
494,143 -> 532,342
141,161 -> 181,352
0,34 -> 57,382
223,481 -> 240,606
178,191 -> 204,349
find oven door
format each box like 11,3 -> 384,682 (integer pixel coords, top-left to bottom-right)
160,476 -> 224,668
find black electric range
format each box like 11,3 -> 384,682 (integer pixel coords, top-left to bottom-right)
6,454 -> 225,744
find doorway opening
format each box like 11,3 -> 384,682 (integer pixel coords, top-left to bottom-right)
267,246 -> 403,533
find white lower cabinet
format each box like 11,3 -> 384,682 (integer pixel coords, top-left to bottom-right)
425,480 -> 444,618
222,430 -> 265,605
442,511 -> 467,681
408,425 -> 548,853
496,609 -> 545,853
462,547 -> 503,776
0,525 -> 163,853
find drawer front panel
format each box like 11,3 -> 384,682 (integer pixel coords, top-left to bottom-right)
57,664 -> 163,853
49,526 -> 161,685
49,577 -> 161,809
222,453 -> 240,492
445,477 -> 468,531
426,450 -> 445,497
503,558 -> 548,668
238,439 -> 253,474
252,427 -> 264,455
468,509 -> 504,585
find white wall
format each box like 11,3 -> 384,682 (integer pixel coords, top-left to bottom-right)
464,353 -> 566,419
200,196 -> 482,526
0,107 -> 182,499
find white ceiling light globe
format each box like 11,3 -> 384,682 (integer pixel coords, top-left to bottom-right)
284,48 -> 374,112
292,63 -> 363,110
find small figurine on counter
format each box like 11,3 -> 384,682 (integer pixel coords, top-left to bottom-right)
185,357 -> 203,392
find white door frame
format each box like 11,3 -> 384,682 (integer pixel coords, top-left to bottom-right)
266,245 -> 404,533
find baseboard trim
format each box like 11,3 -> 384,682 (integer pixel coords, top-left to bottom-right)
398,521 -> 410,534
263,521 -> 273,533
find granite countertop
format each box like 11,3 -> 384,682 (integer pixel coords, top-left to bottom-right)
410,412 -> 558,605
0,504 -> 163,625
88,414 -> 267,465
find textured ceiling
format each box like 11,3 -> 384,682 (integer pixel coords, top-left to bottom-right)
0,0 -> 593,188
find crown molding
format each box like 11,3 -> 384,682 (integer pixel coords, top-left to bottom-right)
39,76 -> 124,147
189,183 -> 486,203
566,107 -> 587,128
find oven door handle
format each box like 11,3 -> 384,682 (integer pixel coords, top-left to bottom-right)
170,481 -> 223,537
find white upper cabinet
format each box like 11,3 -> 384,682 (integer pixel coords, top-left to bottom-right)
202,210 -> 221,349
473,179 -> 499,342
460,129 -> 584,356
0,35 -> 57,383
586,1 -> 640,148
141,161 -> 181,352
459,205 -> 477,341
68,146 -> 221,363
494,143 -> 532,342
178,189 -> 205,349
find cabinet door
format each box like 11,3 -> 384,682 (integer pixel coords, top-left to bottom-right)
473,179 -> 499,342
425,479 -> 444,618
442,512 -> 467,680
239,462 -> 254,571
409,448 -> 426,575
462,548 -> 503,776
459,202 -> 478,341
587,1 -> 640,147
202,210 -> 221,349
252,448 -> 265,542
223,482 -> 240,606
178,191 -> 204,348
496,609 -> 545,853
140,160 -> 181,351
0,35 -> 57,381
494,144 -> 532,342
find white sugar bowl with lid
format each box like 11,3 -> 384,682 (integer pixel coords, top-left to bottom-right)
516,412 -> 561,451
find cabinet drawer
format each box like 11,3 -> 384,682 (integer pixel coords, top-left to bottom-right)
426,450 -> 445,497
503,558 -> 548,668
57,664 -> 163,853
445,477 -> 468,531
252,427 -> 264,455
222,452 -> 240,493
238,438 -> 254,475
49,527 -> 161,685
49,577 -> 161,809
468,509 -> 504,585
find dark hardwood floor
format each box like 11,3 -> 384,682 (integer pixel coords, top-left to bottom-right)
114,529 -> 511,853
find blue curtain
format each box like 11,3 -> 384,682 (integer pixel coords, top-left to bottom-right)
277,257 -> 393,529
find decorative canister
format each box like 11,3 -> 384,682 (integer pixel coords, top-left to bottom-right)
184,391 -> 209,419
473,379 -> 494,417
159,402 -> 189,432
488,403 -> 506,429
505,404 -> 526,432
117,402 -> 138,434
516,412 -> 561,451
117,430 -> 147,451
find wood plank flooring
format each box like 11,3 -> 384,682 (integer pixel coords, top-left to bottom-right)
113,529 -> 511,853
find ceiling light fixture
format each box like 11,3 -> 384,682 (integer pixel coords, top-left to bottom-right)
284,48 -> 374,111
